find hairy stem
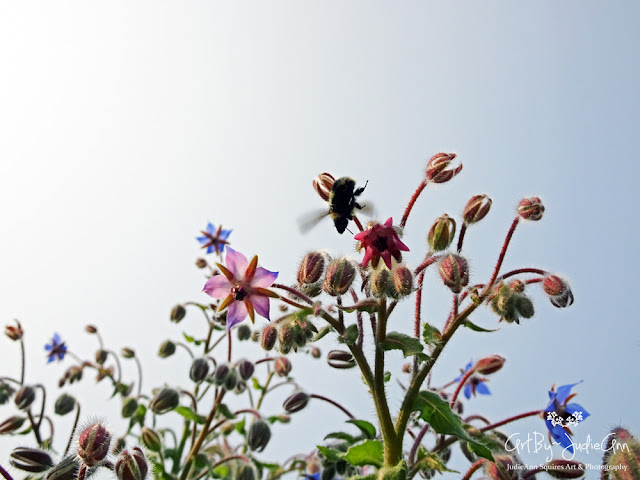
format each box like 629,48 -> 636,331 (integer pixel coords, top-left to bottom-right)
400,180 -> 427,228
310,394 -> 354,419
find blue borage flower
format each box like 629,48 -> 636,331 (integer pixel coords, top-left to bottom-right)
196,222 -> 232,255
44,333 -> 67,363
455,361 -> 491,399
544,381 -> 590,453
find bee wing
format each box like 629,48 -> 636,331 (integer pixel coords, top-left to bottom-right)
298,209 -> 330,234
357,201 -> 376,217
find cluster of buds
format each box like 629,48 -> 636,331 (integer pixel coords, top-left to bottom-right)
59,364 -> 84,387
490,282 -> 535,324
370,264 -> 414,299
260,315 -> 318,354
543,275 -> 574,308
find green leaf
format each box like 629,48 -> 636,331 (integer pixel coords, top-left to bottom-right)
235,417 -> 246,435
384,371 -> 391,383
183,333 -> 204,346
344,440 -> 383,468
267,415 -> 290,424
422,323 -> 442,346
346,419 -> 376,439
252,378 -> 263,391
415,448 -> 459,474
379,331 -> 428,360
313,325 -> 333,342
217,404 -> 235,419
174,406 -> 206,424
324,431 -> 357,444
338,324 -> 359,345
463,320 -> 499,333
317,445 -> 343,463
414,391 -> 493,461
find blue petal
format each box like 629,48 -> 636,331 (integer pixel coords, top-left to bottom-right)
196,236 -> 209,244
47,354 -> 54,363
464,384 -> 472,399
220,229 -> 232,240
555,381 -> 582,404
52,333 -> 61,343
476,382 -> 491,395
206,222 -> 215,234
206,245 -> 214,254
565,403 -> 590,420
545,420 -> 573,451
465,361 -> 473,371
304,474 -> 320,480
45,344 -> 53,351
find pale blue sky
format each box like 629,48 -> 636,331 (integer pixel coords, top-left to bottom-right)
0,2 -> 638,478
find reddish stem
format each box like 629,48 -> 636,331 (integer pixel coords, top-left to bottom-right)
310,393 -> 354,419
414,271 -> 425,338
414,255 -> 438,275
400,180 -> 427,228
450,367 -> 474,407
0,464 -> 14,480
353,215 -> 364,232
457,223 -> 467,253
488,217 -> 520,287
273,283 -> 314,305
409,423 -> 430,465
462,459 -> 487,480
498,267 -> 547,280
480,410 -> 542,432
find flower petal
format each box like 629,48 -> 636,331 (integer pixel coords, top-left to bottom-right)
556,381 -> 582,404
196,235 -> 209,244
220,229 -> 232,240
384,217 -> 394,227
53,333 -> 61,343
206,222 -> 215,234
225,247 -> 249,278
45,343 -> 53,351
252,267 -> 278,288
565,403 -> 590,420
251,295 -> 271,320
226,301 -> 248,329
464,384 -> 472,399
476,382 -> 491,395
203,275 -> 232,298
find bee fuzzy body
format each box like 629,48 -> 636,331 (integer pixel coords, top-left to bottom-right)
329,177 -> 367,234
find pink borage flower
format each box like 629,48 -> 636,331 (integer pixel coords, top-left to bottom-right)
354,217 -> 409,269
203,248 -> 279,329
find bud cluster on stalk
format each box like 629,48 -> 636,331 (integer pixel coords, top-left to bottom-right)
260,313 -> 318,354
490,282 -> 535,324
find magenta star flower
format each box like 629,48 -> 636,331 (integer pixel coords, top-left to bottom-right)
203,248 -> 279,329
354,217 -> 410,269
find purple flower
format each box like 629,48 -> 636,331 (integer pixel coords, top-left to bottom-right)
544,382 -> 590,453
455,361 -> 491,399
196,222 -> 232,255
45,333 -> 67,363
203,248 -> 278,329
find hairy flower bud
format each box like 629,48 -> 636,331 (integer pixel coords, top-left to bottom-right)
516,295 -> 535,319
158,340 -> 176,358
491,285 -> 520,323
275,357 -> 292,377
95,349 -> 108,365
121,397 -> 138,418
393,265 -> 414,297
115,447 -> 148,480
66,366 -> 83,384
543,275 -> 574,308
261,324 -> 278,351
485,455 -> 520,480
425,152 -> 462,183
5,322 -> 23,341
509,279 -> 525,293
283,392 -> 310,413
141,427 -> 162,452
213,364 -> 231,386
463,194 -> 492,225
322,258 -> 357,296
0,381 -> 14,405
247,420 -> 271,452
298,252 -> 327,285
278,323 -> 296,349
474,355 -> 506,375
189,358 -> 210,383
313,172 -> 335,202
438,254 -> 469,294
327,350 -> 357,369
602,427 -> 640,480
170,304 -> 186,323
237,324 -> 252,341
121,348 -> 135,359
518,197 -> 544,221
0,415 -> 26,434
46,456 -> 80,480
237,465 -> 256,480
149,388 -> 179,415
370,268 -> 393,299
195,258 -> 208,269
77,422 -> 111,467
543,460 -> 586,479
14,386 -> 36,410
237,359 -> 255,381
223,369 -> 238,391
427,214 -> 456,251
9,447 -> 54,473
54,393 -> 76,416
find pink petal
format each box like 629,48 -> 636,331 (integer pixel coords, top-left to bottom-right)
394,238 -> 410,252
225,247 -> 249,279
384,217 -> 393,227
381,251 -> 393,269
354,231 -> 366,241
362,249 -> 374,267
252,267 -> 278,288
203,275 -> 232,298
226,300 -> 248,329
250,295 -> 271,320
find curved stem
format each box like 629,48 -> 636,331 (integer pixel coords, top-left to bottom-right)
27,409 -> 43,445
450,367 -> 473,407
480,410 -> 542,433
180,390 -> 199,451
488,217 -> 520,286
409,423 -> 430,466
134,356 -> 143,397
498,267 -> 547,281
64,402 -> 81,456
19,338 -> 25,385
273,283 -> 314,305
35,384 -> 46,432
194,455 -> 249,480
176,343 -> 195,360
310,394 -> 354,419
0,464 -> 14,480
462,459 -> 486,480
233,408 -> 262,419
414,255 -> 438,275
206,333 -> 226,354
400,180 -> 427,228
107,350 -> 123,382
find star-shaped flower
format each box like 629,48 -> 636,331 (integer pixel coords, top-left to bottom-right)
45,333 -> 67,363
196,222 -> 232,255
354,217 -> 409,269
455,361 -> 491,399
203,248 -> 279,329
544,381 -> 590,453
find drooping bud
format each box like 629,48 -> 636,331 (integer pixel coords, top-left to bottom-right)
283,392 -> 310,413
121,348 -> 135,359
149,388 -> 180,415
508,279 -> 525,293
275,357 -> 292,377
46,456 -> 80,480
54,393 -> 76,416
490,284 -> 520,323
517,197 -> 544,221
427,214 -> 456,251
602,427 -> 640,480
189,358 -> 210,383
543,275 -> 574,308
313,173 -> 335,202
0,415 -> 26,434
393,265 -> 414,297
141,427 -> 162,452
213,364 -> 231,386
223,369 -> 238,391
298,252 -> 327,286
438,254 -> 469,294
484,455 -> 520,480
121,397 -> 138,418
247,420 -> 271,452
115,446 -> 148,480
237,324 -> 252,341
278,323 -> 296,349
158,340 -> 176,358
66,366 -> 84,384
463,194 -> 492,225
95,349 -> 108,365
0,381 -> 14,405
85,325 -> 98,334
5,322 -> 23,341
170,304 -> 186,323
9,447 -> 54,473
261,324 -> 278,351
425,152 -> 462,183
542,459 -> 586,479
370,268 -> 393,299
237,359 -> 255,381
515,295 -> 535,319
77,422 -> 112,467
327,350 -> 357,369
195,258 -> 208,269
474,355 -> 506,375
322,258 -> 357,296
237,465 -> 256,480
14,385 -> 36,410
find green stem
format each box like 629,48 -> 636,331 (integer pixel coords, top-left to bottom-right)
64,402 -> 81,456
19,338 -> 25,385
256,371 -> 274,410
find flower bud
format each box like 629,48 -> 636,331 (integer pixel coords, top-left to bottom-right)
313,172 -> 335,202
149,388 -> 180,415
261,324 -> 278,351
427,214 -> 456,251
170,304 -> 186,323
393,265 -> 414,297
158,340 -> 176,358
518,197 -> 544,221
0,381 -> 14,405
0,415 -> 26,434
283,392 -> 310,413
490,285 -> 520,323
9,447 -> 54,473
438,254 -> 469,294
515,295 -> 535,319
247,420 -> 271,452
474,355 -> 506,375
425,152 -> 462,183
195,258 -> 208,269
509,279 -> 525,293
66,366 -> 83,384
213,364 -> 230,386
298,252 -> 326,285
121,397 -> 138,418
602,427 -> 640,480
543,275 -> 574,308
54,393 -> 76,416
327,350 -> 357,369
77,422 -> 111,467
189,358 -> 210,383
121,348 -> 135,359
220,421 -> 235,436
322,258 -> 357,296
462,194 -> 492,224
5,322 -> 23,341
95,349 -> 108,365
370,268 -> 393,299
85,325 -> 98,334
275,357 -> 292,377
311,347 -> 321,358
46,456 -> 80,480
278,414 -> 291,423
113,437 -> 126,454
485,455 -> 520,480
278,323 -> 295,349
141,427 -> 162,452
237,324 -> 252,341
14,385 -> 36,410
115,447 -> 148,480
237,359 -> 255,381
223,369 -> 238,391
237,465 -> 256,480
543,459 -> 586,479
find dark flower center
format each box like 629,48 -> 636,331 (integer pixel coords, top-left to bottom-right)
372,236 -> 388,252
232,285 -> 248,301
